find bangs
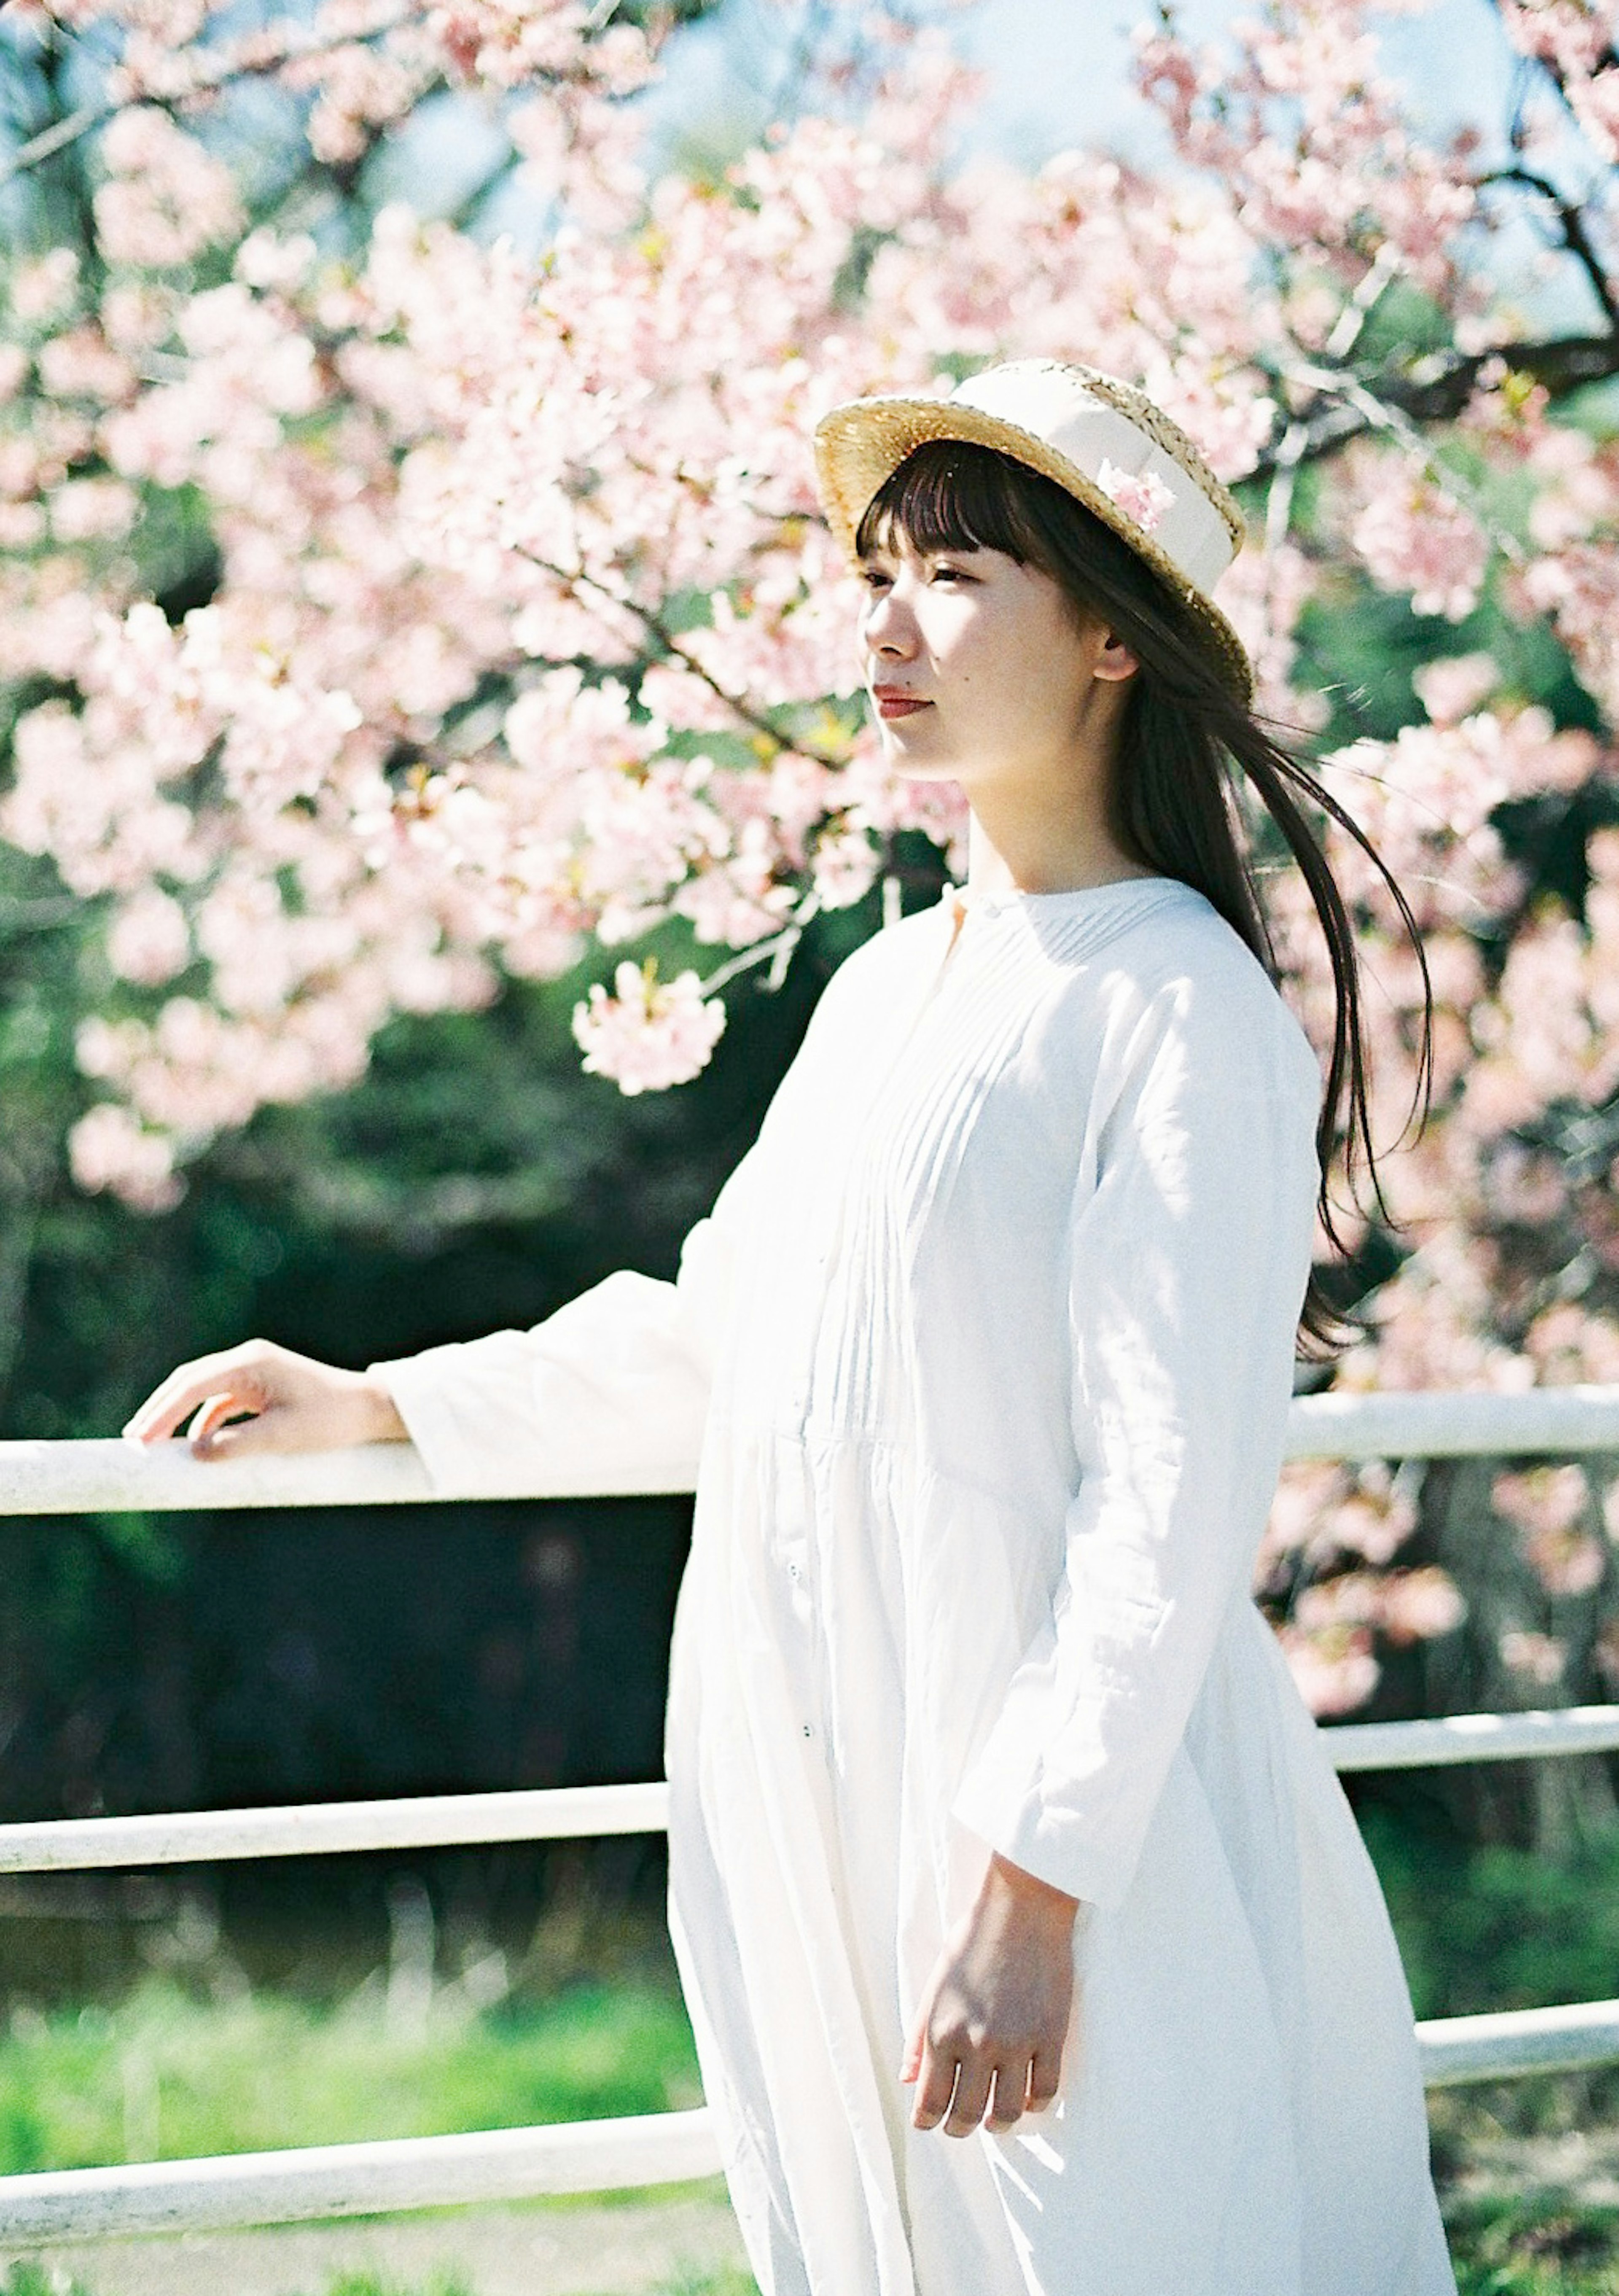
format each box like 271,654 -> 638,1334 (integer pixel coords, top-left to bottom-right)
854,439 -> 1062,569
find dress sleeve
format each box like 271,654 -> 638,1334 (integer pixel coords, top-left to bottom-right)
367,1151 -> 754,1499
951,985 -> 1321,1911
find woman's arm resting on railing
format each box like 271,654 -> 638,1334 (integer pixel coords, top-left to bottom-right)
123,1165 -> 750,1491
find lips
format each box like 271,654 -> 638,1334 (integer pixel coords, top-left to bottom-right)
872,688 -> 932,721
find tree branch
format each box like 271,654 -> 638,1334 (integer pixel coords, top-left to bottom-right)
1477,164 -> 1619,331
2,102 -> 108,183
518,550 -> 850,772
1250,328 -> 1619,483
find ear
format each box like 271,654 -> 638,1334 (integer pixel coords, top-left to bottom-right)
1091,625 -> 1140,685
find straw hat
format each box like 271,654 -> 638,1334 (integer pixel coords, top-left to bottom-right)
812,359 -> 1253,704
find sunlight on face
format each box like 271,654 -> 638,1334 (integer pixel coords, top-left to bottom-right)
857,532 -> 1124,798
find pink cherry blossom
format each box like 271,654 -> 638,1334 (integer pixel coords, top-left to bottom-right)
1275,1621 -> 1381,1718
107,887 -> 191,985
1094,458 -> 1176,534
94,109 -> 244,269
1498,1628 -> 1567,1687
1347,456 -> 1490,622
68,1101 -> 183,1212
1379,1568 -> 1466,1646
11,249 -> 81,326
1412,651 -> 1501,726
571,960 -> 727,1094
0,0 -> 1611,1570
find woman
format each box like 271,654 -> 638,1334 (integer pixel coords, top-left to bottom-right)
127,361 -> 1456,2294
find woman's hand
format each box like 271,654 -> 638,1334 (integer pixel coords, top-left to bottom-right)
903,1852 -> 1081,2138
122,1340 -> 407,1460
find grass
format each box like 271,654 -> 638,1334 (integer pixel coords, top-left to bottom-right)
1447,2196 -> 1619,2293
0,1972 -> 702,2174
0,2271 -> 755,2296
636,2276 -> 757,2296
0,2274 -> 482,2296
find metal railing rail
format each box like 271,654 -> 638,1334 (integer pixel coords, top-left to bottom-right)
0,2112 -> 728,2243
3,1381 -> 1619,1523
8,1706 -> 1619,1877
3,1390 -> 1619,2245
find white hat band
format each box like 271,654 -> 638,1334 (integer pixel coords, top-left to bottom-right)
952,366 -> 1237,593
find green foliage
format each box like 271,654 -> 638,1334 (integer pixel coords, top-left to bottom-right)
296,2278 -> 472,2296
0,2274 -> 481,2296
3,2267 -> 97,2296
0,1974 -> 701,2175
642,2273 -> 760,2296
0,2266 -> 758,2296
130,479 -> 221,621
2,1930 -> 1617,2296
1362,1804 -> 1619,2022
0,2273 -> 763,2296
1447,2194 -> 1619,2293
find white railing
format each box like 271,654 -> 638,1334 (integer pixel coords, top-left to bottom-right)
3,1384 -> 1619,2243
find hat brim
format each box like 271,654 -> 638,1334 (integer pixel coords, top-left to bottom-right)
812,393 -> 1254,706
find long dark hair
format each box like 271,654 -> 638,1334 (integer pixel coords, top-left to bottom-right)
855,439 -> 1434,1360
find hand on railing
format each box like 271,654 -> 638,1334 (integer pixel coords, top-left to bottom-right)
123,1340 -> 407,1461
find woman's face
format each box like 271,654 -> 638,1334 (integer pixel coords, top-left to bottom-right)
857,529 -> 1136,793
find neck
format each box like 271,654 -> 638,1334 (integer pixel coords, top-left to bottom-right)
956,688 -> 1147,898
961,789 -> 1151,901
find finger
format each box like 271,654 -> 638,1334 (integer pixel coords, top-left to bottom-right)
900,2029 -> 924,2084
124,1356 -> 263,1443
188,1393 -> 250,1448
909,2043 -> 958,2132
191,1410 -> 296,1461
124,1374 -> 226,1444
984,2059 -> 1031,2134
1027,2043 -> 1062,2114
942,2059 -> 993,2139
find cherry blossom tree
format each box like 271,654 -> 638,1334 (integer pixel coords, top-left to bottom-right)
11,0 -> 1619,1750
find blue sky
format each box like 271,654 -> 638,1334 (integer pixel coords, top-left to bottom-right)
641,0 -> 1518,170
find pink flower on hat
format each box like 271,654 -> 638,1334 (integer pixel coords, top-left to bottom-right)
1095,458 -> 1176,535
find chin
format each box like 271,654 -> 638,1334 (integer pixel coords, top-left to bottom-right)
890,763 -> 965,786
881,740 -> 963,785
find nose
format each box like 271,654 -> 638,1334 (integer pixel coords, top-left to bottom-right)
862,583 -> 917,662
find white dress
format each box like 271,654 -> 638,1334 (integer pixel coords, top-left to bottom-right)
374,875 -> 1456,2296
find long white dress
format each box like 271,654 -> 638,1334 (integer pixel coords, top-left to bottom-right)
374,875 -> 1456,2296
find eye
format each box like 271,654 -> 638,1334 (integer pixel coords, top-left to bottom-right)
930,562 -> 974,585
858,565 -> 892,591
